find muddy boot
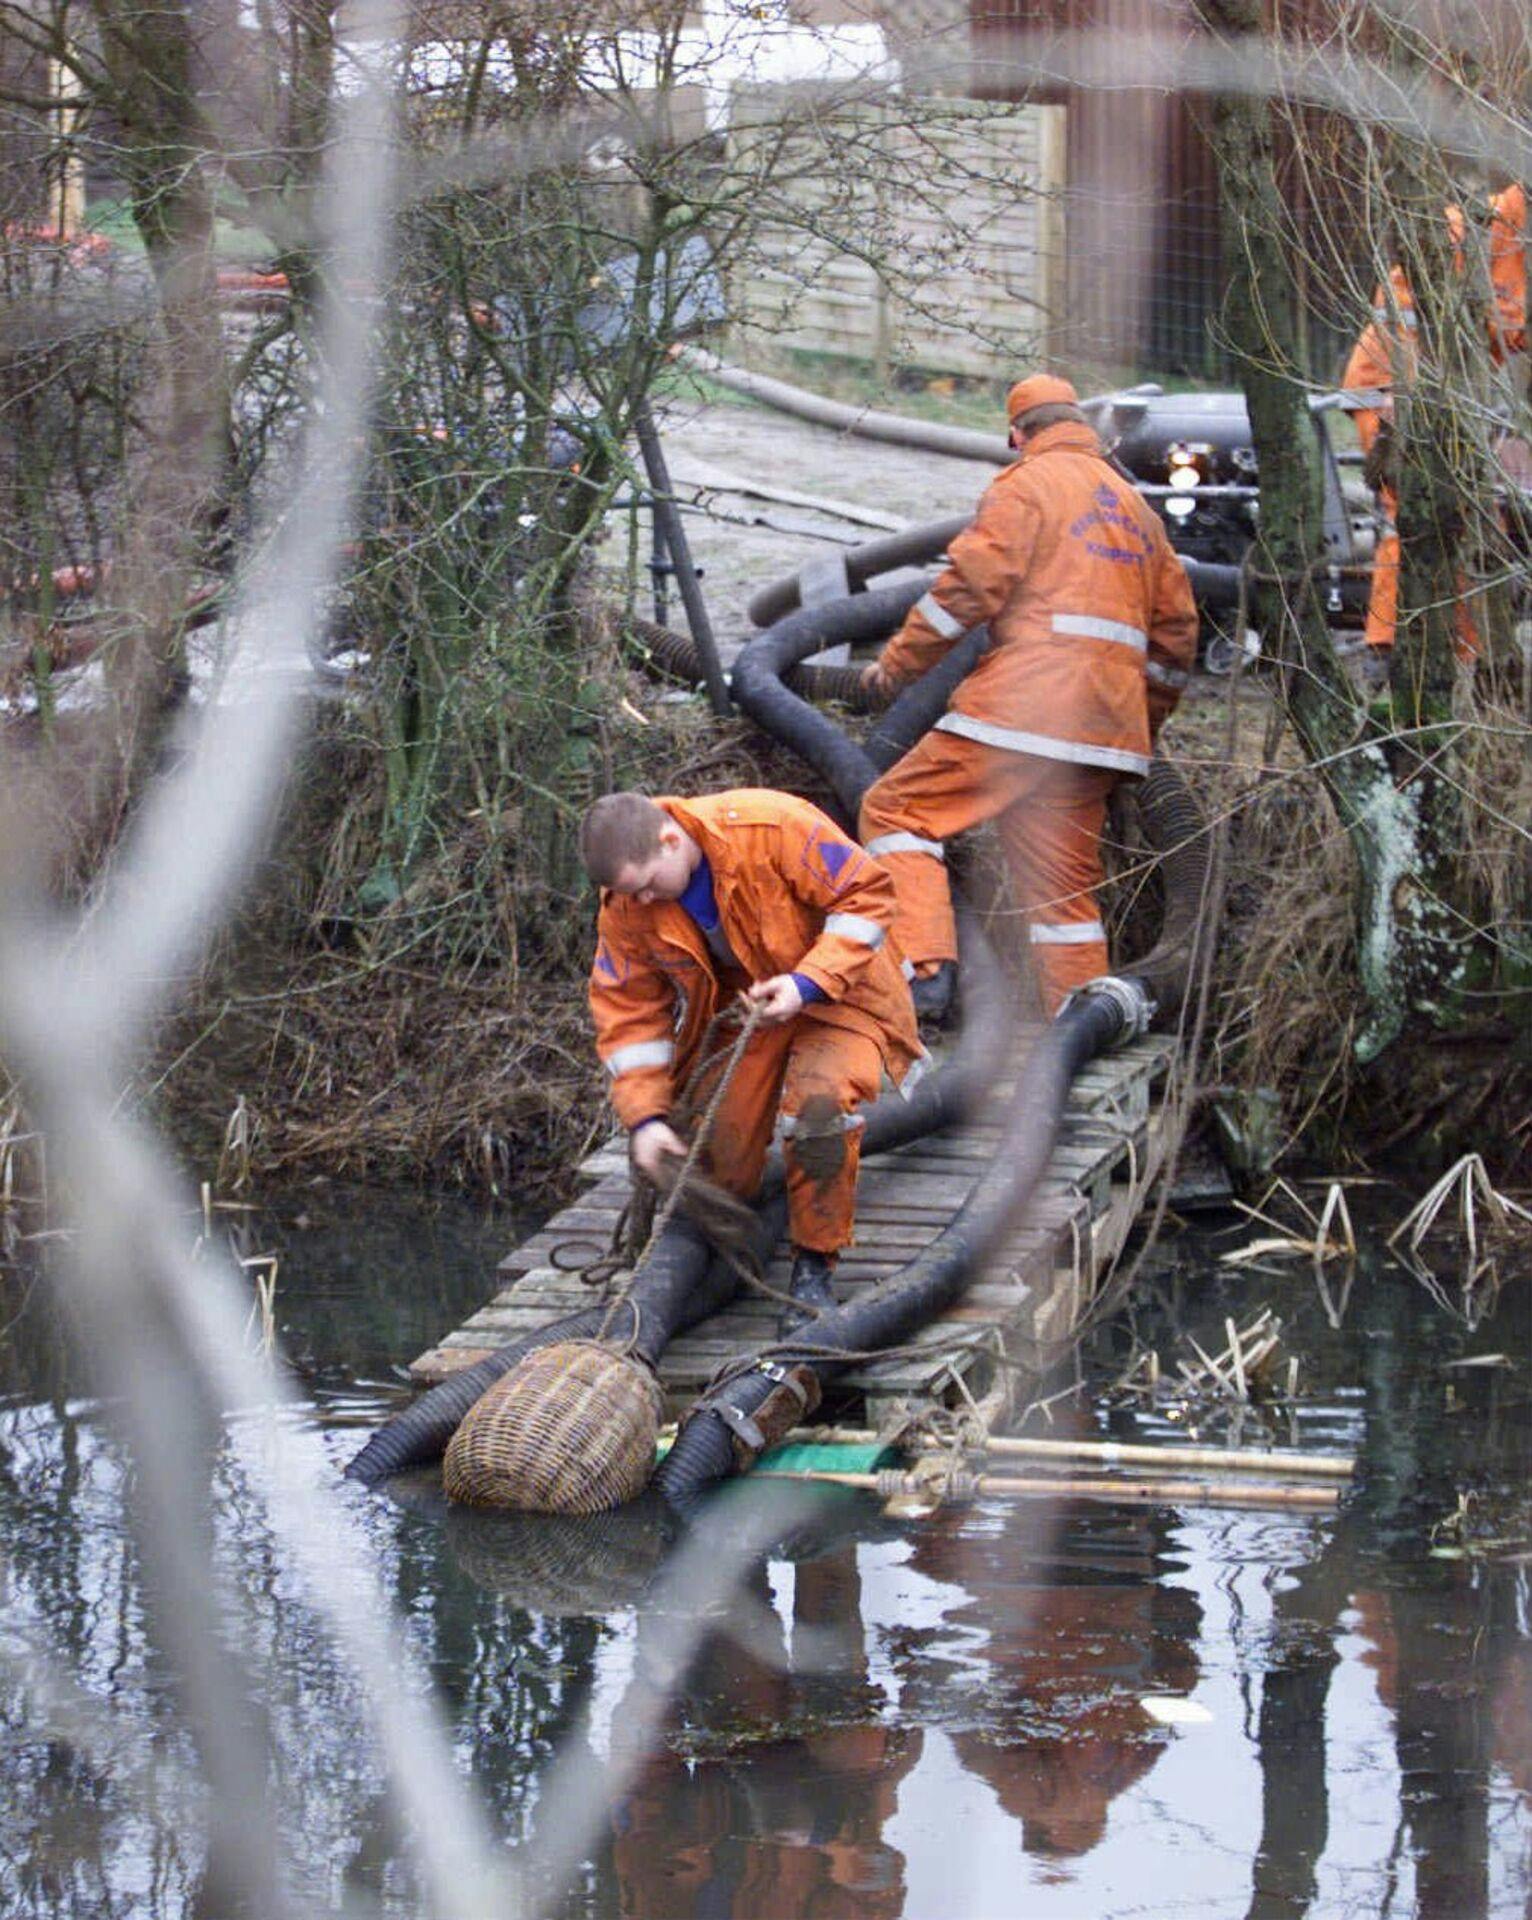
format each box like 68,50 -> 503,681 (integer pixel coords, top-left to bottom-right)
911,960 -> 958,1030
780,1247 -> 839,1338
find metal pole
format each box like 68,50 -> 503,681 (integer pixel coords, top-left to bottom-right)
648,508 -> 671,627
632,398 -> 731,716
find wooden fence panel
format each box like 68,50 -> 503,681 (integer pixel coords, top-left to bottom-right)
728,97 -> 1066,378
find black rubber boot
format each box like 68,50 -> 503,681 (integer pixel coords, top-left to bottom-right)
779,1247 -> 839,1337
911,960 -> 958,1029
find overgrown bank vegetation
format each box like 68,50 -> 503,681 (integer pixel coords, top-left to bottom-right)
1,2 -> 1528,1202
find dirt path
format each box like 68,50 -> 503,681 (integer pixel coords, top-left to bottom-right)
632,387 -> 1002,659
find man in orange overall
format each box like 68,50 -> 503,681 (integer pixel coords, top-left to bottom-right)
582,788 -> 924,1328
857,375 -> 1199,1020
1342,182 -> 1527,653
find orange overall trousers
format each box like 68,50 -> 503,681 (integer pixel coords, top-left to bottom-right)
688,1011 -> 884,1254
860,734 -> 1116,1017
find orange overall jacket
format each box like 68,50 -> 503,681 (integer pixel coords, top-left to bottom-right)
589,791 -> 924,1132
874,421 -> 1199,769
1342,189 -> 1527,649
1344,186 -> 1528,443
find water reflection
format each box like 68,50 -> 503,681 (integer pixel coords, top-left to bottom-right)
904,1504 -> 1200,1864
0,1184 -> 1528,1916
607,1545 -> 920,1920
1246,1303 -> 1532,1919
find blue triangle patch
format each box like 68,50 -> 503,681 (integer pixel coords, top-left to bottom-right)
818,837 -> 856,884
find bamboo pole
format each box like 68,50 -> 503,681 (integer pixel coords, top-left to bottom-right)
754,1466 -> 1341,1512
768,1425 -> 1354,1480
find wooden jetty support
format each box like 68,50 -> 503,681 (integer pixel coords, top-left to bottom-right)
409,1034 -> 1179,1432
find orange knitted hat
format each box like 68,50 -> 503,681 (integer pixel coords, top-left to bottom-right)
1005,374 -> 1079,422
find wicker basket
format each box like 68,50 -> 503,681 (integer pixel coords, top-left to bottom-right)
442,1340 -> 664,1513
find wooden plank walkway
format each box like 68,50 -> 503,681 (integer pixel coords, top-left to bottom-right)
409,1035 -> 1179,1428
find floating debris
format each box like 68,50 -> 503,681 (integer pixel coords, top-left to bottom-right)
1140,1695 -> 1214,1727
1429,1488 -> 1532,1565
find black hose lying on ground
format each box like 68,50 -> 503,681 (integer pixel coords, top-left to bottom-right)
624,607 -> 890,712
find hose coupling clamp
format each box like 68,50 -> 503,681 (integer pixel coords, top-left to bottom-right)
1066,973 -> 1155,1045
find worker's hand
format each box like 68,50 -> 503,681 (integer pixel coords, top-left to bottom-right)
630,1119 -> 687,1185
860,659 -> 895,709
747,974 -> 805,1026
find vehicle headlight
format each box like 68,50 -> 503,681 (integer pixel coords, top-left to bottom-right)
1166,441 -> 1214,490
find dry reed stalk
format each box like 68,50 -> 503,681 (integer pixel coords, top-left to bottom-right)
1388,1153 -> 1532,1324
241,1254 -> 279,1358
1389,1152 -> 1532,1260
1174,1308 -> 1287,1405
1223,1177 -> 1358,1265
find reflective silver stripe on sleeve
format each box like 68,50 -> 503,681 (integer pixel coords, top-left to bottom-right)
605,1038 -> 675,1077
780,1111 -> 866,1137
1029,920 -> 1106,945
865,831 -> 946,861
896,1048 -> 932,1098
1145,660 -> 1191,690
915,591 -> 967,640
934,712 -> 1151,776
1372,305 -> 1418,331
1052,612 -> 1148,653
823,911 -> 885,950
902,957 -> 916,980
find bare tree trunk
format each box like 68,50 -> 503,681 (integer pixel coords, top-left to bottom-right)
88,0 -> 233,836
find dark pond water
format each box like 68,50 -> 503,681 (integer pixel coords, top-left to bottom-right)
1,1179 -> 1529,1918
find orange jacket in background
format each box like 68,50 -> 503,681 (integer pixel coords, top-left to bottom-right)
1474,181 -> 1527,361
1344,184 -> 1528,442
589,790 -> 923,1131
1342,261 -> 1418,459
1342,187 -> 1526,652
875,420 -> 1199,769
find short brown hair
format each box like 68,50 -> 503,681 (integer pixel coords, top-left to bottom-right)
579,791 -> 666,887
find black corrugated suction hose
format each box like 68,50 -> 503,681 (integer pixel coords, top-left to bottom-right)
342,906 -> 1010,1492
1125,757 -> 1213,1017
343,1217 -> 752,1485
746,515 -> 969,628
725,581 -> 929,821
742,511 -> 1244,629
624,610 -> 876,711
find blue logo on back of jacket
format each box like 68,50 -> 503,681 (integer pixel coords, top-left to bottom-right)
1069,486 -> 1151,567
